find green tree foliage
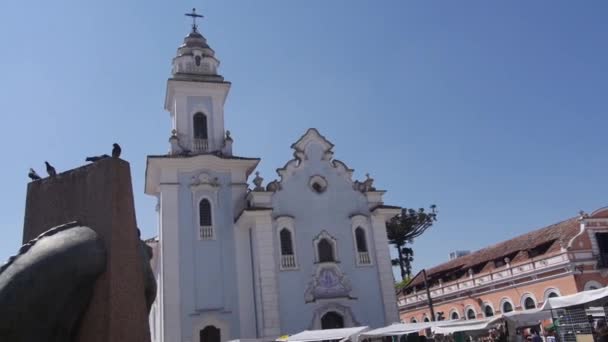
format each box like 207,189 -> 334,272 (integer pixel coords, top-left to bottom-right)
386,205 -> 437,281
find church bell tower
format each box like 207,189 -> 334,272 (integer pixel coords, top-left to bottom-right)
165,8 -> 232,155
146,10 -> 260,342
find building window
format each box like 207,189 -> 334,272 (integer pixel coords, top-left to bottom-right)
321,311 -> 344,330
313,230 -> 338,263
193,112 -> 208,139
280,229 -> 294,255
596,233 -> 608,268
466,308 -> 476,320
318,239 -> 335,262
524,297 -> 536,310
450,311 -> 460,320
484,305 -> 494,317
410,318 -> 417,323
423,316 -> 430,323
279,228 -> 297,270
584,280 -> 603,291
199,325 -> 220,342
351,215 -> 372,266
502,301 -> 514,313
354,227 -> 371,265
198,198 -> 214,240
309,175 -> 328,193
355,227 -> 368,252
544,288 -> 561,301
193,112 -> 209,152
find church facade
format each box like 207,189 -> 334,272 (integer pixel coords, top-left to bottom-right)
145,17 -> 400,342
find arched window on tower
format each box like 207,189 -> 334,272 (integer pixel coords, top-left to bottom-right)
318,238 -> 335,263
355,227 -> 371,265
198,199 -> 213,240
279,228 -> 297,269
193,112 -> 208,152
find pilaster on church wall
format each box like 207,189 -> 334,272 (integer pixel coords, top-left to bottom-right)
371,211 -> 400,324
159,183 -> 182,342
251,213 -> 281,338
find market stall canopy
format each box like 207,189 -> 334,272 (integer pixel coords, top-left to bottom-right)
501,309 -> 552,326
432,318 -> 494,335
541,286 -> 608,310
360,322 -> 440,337
282,327 -> 369,342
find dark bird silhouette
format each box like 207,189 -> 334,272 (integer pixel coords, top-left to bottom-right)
45,161 -> 57,177
28,168 -> 41,181
85,154 -> 110,163
112,143 -> 121,158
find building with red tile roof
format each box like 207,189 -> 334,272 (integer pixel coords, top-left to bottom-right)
398,207 -> 608,323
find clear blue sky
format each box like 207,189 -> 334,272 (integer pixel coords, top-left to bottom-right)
0,1 -> 606,278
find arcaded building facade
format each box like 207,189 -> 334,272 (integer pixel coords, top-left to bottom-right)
399,207 -> 608,323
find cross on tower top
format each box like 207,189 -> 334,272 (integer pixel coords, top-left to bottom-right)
185,8 -> 204,32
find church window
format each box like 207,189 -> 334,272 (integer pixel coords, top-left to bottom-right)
321,311 -> 344,330
309,175 -> 328,194
351,216 -> 372,266
279,228 -> 297,270
318,239 -> 334,262
280,229 -> 294,255
199,325 -> 220,342
355,227 -> 368,252
198,198 -> 213,240
193,112 -> 208,143
313,231 -> 338,263
277,217 -> 297,270
354,227 -> 371,265
195,55 -> 201,66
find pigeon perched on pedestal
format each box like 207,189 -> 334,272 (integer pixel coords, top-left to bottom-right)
112,143 -> 121,158
28,168 -> 41,181
45,161 -> 57,177
85,154 -> 110,163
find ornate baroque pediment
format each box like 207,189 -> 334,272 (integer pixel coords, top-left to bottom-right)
275,128 -> 354,188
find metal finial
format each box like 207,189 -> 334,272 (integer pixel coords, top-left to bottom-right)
185,8 -> 204,32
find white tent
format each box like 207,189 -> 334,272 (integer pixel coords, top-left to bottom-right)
361,322 -> 448,337
501,309 -> 552,326
431,310 -> 552,335
283,327 -> 369,342
431,319 -> 494,335
541,286 -> 608,310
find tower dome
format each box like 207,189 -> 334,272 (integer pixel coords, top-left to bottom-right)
171,9 -> 223,82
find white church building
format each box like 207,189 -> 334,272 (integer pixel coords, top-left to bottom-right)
145,13 -> 401,342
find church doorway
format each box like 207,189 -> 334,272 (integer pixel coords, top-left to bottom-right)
200,325 -> 221,342
321,311 -> 345,329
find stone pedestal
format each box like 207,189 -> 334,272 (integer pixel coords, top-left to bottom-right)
23,158 -> 151,342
